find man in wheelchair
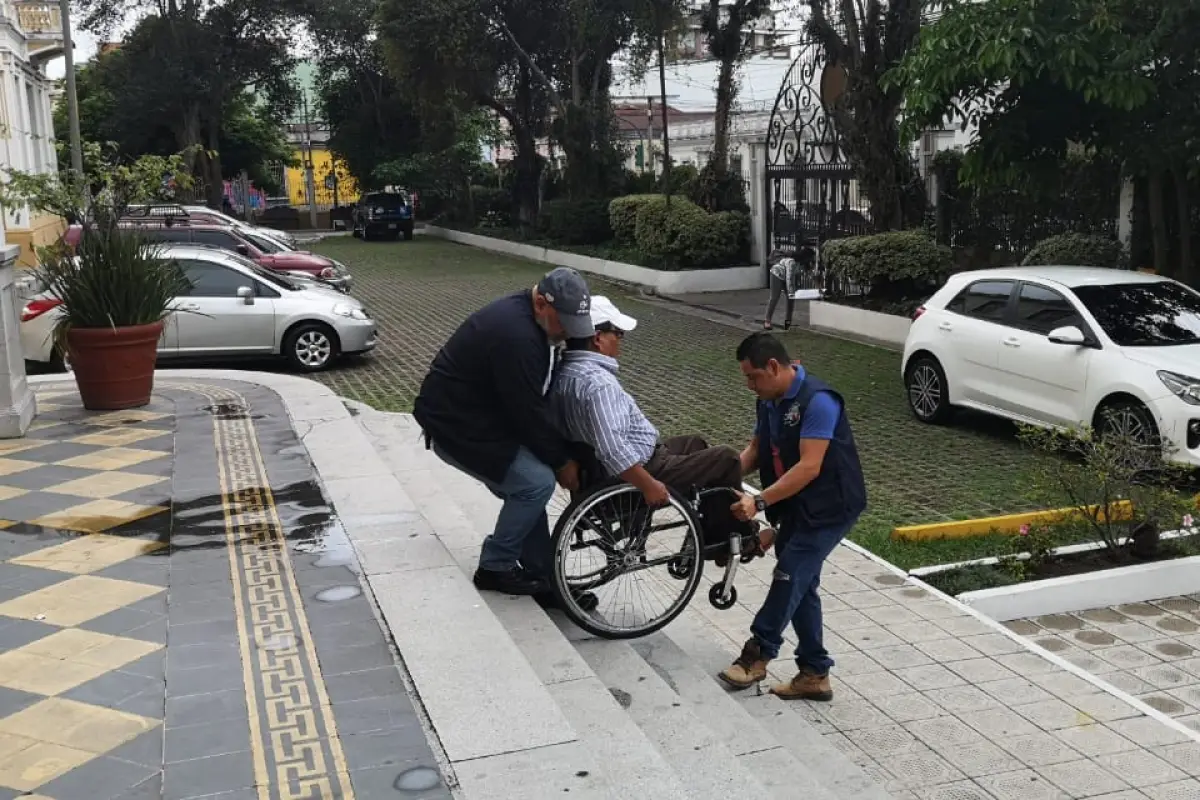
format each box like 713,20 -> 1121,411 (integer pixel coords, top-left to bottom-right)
549,295 -> 775,562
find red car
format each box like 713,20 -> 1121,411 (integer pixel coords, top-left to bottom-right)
62,222 -> 354,292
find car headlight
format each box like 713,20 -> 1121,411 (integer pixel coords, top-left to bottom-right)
332,303 -> 369,321
1158,371 -> 1200,405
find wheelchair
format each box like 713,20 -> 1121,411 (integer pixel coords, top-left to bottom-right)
546,447 -> 764,640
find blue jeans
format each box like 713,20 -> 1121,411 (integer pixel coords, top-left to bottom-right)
433,444 -> 556,578
750,515 -> 858,675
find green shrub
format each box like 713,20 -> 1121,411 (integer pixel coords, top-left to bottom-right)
1022,233 -> 1127,269
609,194 -> 661,244
633,196 -> 746,270
537,198 -> 613,245
823,230 -> 952,299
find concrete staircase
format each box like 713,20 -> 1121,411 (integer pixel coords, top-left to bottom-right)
343,404 -> 897,800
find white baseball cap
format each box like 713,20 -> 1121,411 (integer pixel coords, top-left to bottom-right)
590,295 -> 638,333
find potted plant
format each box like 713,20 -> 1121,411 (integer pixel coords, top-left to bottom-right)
1,142 -> 194,410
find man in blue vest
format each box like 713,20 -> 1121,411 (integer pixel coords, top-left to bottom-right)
720,332 -> 867,701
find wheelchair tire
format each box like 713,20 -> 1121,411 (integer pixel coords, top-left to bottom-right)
550,483 -> 705,639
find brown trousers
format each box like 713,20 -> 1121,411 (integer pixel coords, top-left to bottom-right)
644,435 -> 752,545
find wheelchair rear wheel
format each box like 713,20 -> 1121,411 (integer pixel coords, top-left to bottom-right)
550,483 -> 705,639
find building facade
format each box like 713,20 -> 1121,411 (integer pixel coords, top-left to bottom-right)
0,1 -> 61,267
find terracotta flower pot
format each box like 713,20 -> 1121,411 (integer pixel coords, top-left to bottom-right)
66,320 -> 165,411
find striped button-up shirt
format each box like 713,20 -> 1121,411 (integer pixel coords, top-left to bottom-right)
551,350 -> 659,475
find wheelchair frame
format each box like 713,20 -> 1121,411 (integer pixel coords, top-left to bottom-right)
549,479 -> 762,640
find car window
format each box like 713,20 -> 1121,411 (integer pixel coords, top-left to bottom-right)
139,227 -> 189,243
946,280 -> 1014,322
1074,281 -> 1200,347
191,230 -> 237,249
1014,283 -> 1081,334
180,261 -> 252,298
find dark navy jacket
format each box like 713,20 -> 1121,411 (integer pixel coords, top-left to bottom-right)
756,371 -> 867,529
413,291 -> 570,483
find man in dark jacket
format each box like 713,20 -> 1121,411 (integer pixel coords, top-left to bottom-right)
719,332 -> 867,702
413,267 -> 593,596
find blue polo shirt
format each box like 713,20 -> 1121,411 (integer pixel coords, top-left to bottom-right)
756,365 -> 841,475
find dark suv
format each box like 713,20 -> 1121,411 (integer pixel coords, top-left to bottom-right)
352,191 -> 414,241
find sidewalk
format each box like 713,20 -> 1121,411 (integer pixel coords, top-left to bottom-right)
0,378 -> 449,800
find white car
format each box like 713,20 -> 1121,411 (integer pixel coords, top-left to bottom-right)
21,243 -> 377,373
902,266 -> 1200,465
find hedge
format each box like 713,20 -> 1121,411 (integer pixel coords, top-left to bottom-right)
633,196 -> 746,269
609,194 -> 660,243
822,230 -> 952,298
537,198 -> 613,245
1022,233 -> 1127,269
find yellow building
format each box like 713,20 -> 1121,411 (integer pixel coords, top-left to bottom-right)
283,148 -> 360,209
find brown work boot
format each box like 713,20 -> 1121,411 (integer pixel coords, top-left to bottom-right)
770,669 -> 834,702
718,638 -> 770,689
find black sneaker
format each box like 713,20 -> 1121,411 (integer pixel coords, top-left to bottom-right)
534,590 -> 599,613
473,567 -> 547,596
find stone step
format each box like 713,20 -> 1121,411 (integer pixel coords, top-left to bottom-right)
630,630 -> 832,796
569,631 -> 792,800
664,609 -> 898,800
359,409 -> 690,798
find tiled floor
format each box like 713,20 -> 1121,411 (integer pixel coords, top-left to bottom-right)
0,381 -> 450,800
1011,600 -> 1200,734
680,543 -> 1200,799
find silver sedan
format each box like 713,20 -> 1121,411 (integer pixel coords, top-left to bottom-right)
21,243 -> 377,373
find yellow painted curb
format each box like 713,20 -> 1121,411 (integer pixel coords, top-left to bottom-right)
891,501 -> 1134,542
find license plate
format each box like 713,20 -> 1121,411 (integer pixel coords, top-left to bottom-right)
387,223 -> 397,230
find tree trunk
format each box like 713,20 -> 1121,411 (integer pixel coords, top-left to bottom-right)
658,31 -> 671,205
711,57 -> 736,177
1174,170 -> 1194,285
513,66 -> 540,226
1148,169 -> 1170,275
203,115 -> 224,208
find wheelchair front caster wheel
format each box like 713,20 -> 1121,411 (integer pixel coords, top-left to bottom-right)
667,556 -> 693,580
708,581 -> 737,610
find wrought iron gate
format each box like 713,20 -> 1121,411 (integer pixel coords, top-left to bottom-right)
764,37 -> 870,262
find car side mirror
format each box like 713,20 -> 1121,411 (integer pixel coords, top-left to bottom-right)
236,286 -> 254,305
236,244 -> 249,255
1047,325 -> 1087,346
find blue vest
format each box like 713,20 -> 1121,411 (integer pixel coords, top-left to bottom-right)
756,373 -> 867,529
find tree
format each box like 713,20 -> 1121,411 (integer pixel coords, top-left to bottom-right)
73,0 -> 299,206
806,0 -> 925,230
629,0 -> 686,202
54,47 -> 294,197
700,0 -> 771,191
302,0 -> 424,191
886,0 -> 1194,275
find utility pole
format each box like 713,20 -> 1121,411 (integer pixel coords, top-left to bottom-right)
301,92 -> 318,230
657,29 -> 672,206
59,0 -> 82,176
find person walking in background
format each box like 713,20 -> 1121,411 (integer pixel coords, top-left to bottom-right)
413,267 -> 594,597
720,332 -> 868,701
763,248 -> 797,331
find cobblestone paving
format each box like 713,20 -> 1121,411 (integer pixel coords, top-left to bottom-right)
0,381 -> 450,800
309,237 -> 1037,565
690,546 -> 1200,800
1011,599 -> 1200,733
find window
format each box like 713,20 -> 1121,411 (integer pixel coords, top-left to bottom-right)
180,261 -> 252,297
1014,284 -> 1080,334
1074,281 -> 1200,347
946,280 -> 1013,322
191,230 -> 238,250
140,227 -> 190,243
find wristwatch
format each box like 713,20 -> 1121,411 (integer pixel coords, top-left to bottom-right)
754,495 -> 768,513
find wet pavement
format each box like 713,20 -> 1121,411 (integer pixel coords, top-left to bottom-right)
0,381 -> 449,800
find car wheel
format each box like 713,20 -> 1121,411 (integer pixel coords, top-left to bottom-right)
904,354 -> 952,424
284,323 -> 338,373
403,228 -> 414,241
1096,399 -> 1160,448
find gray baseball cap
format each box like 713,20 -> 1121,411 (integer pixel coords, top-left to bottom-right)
537,267 -> 593,339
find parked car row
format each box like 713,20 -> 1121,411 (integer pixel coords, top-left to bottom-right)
903,265 -> 1200,467
24,206 -> 378,374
